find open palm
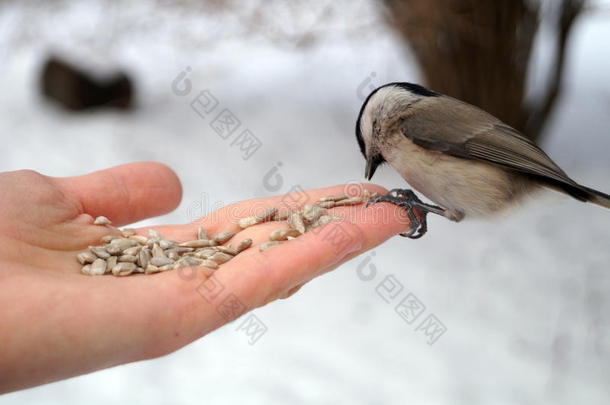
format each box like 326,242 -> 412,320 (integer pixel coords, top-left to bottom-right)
0,162 -> 409,393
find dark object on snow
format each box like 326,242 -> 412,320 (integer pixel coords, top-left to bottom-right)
40,56 -> 134,111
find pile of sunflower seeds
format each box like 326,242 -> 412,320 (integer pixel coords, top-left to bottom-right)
78,190 -> 375,276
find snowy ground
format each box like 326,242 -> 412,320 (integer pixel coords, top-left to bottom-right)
1,1 -> 610,404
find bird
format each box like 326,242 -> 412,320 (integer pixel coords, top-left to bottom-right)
356,82 -> 610,238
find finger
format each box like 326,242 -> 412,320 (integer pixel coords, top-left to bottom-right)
54,162 -> 182,226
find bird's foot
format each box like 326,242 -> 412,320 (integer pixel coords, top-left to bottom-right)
366,188 -> 446,239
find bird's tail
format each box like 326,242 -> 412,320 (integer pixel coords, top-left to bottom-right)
580,185 -> 610,209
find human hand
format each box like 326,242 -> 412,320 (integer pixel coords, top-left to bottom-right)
0,162 -> 409,393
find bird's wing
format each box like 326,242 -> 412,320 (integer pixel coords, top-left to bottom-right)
400,97 -> 579,187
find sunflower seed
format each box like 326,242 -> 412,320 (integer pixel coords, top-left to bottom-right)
77,252 -> 97,264
197,226 -> 208,240
112,262 -> 136,276
159,239 -> 177,250
239,207 -> 278,228
106,256 -> 118,273
81,264 -> 92,275
273,211 -> 290,221
152,243 -> 166,258
137,248 -> 151,268
259,241 -> 282,251
148,229 -> 163,239
333,196 -> 363,206
118,254 -> 137,263
134,266 -> 145,273
121,228 -> 137,237
319,194 -> 347,202
288,212 -> 306,234
129,235 -> 149,245
318,201 -> 335,209
210,252 -> 233,264
213,231 -> 235,244
175,257 -> 203,268
93,216 -> 111,225
179,239 -> 213,248
89,246 -> 111,259
110,238 -> 138,249
150,257 -> 173,267
122,246 -> 142,256
215,246 -> 238,256
201,260 -> 219,269
270,228 -> 301,241
236,238 -> 253,253
89,259 -> 107,275
145,265 -> 160,274
101,235 -> 119,243
302,204 -> 327,223
309,215 -> 343,230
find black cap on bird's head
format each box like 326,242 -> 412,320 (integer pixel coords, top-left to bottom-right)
355,82 -> 439,180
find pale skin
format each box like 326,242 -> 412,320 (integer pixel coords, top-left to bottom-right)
0,162 -> 410,393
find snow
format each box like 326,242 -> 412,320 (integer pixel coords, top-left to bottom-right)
0,1 -> 609,404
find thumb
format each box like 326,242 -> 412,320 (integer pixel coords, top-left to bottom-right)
55,162 -> 182,226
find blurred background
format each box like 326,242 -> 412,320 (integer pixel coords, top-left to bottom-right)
1,0 -> 610,403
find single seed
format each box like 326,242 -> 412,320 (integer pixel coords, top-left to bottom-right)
90,259 -> 107,275
122,246 -> 142,256
106,256 -> 118,273
89,246 -> 110,259
201,260 -> 219,269
118,254 -> 137,263
287,236 -> 297,240
333,196 -> 364,206
137,248 -> 151,268
121,228 -> 137,237
112,262 -> 136,276
150,257 -> 173,267
213,231 -> 236,244
175,257 -> 203,268
179,239 -> 213,248
101,235 -> 119,243
77,252 -> 97,265
259,241 -> 282,251
288,212 -> 306,234
134,267 -> 145,273
148,229 -> 163,239
302,204 -> 327,223
215,246 -> 238,256
145,265 -> 160,274
269,228 -> 301,241
318,201 -> 335,209
309,215 -> 343,230
238,207 -> 278,228
236,239 -> 253,253
197,226 -> 208,240
152,243 -> 166,258
210,252 -> 233,264
170,247 -> 195,254
167,251 -> 180,261
81,264 -> 92,275
129,235 -> 149,245
110,238 -> 138,249
274,211 -> 290,221
93,216 -> 111,225
159,239 -> 177,250
319,194 -> 348,202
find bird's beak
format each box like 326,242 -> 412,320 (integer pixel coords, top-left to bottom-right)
365,154 -> 378,180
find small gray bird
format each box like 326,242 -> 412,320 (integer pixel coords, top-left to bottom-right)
356,82 -> 610,238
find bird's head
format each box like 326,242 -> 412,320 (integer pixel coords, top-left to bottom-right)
355,82 -> 439,180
